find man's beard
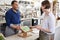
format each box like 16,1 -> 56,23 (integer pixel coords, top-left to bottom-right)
13,7 -> 18,11
14,8 -> 18,11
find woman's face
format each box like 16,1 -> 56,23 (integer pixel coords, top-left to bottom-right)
41,6 -> 50,15
41,6 -> 46,12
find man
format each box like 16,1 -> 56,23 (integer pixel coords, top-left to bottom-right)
5,1 -> 21,36
35,0 -> 55,40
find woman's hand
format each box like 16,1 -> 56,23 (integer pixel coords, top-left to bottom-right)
35,25 -> 42,30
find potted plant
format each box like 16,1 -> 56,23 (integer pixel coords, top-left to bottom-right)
0,33 -> 5,40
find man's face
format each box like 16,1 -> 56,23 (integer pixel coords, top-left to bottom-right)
12,2 -> 19,10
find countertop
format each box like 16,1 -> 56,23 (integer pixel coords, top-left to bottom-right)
6,32 -> 39,40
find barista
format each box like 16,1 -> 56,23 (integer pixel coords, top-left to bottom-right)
5,1 -> 21,36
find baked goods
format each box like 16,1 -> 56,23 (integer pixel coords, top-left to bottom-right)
18,32 -> 32,38
18,26 -> 32,38
20,26 -> 30,32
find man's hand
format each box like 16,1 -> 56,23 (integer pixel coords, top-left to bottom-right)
16,26 -> 20,30
11,25 -> 20,30
10,24 -> 20,30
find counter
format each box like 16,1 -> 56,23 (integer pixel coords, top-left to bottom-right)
6,32 -> 39,40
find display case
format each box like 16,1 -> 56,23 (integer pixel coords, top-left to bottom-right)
19,0 -> 41,19
0,5 -> 11,23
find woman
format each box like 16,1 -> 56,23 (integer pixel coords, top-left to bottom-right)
35,0 -> 56,40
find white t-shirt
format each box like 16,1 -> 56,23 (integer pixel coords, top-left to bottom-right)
41,12 -> 56,34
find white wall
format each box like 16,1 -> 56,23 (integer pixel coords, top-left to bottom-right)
58,0 -> 60,9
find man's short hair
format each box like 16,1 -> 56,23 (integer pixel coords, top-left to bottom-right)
41,0 -> 50,9
11,1 -> 18,5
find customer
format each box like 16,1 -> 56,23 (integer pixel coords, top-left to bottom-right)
35,0 -> 55,40
5,1 -> 21,36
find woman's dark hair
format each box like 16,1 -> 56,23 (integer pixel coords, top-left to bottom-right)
41,0 -> 50,9
40,8 -> 43,15
11,1 -> 18,5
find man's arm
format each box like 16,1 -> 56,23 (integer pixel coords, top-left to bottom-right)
5,12 -> 11,27
5,12 -> 20,30
10,24 -> 20,30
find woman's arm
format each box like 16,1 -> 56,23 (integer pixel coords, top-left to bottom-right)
36,25 -> 51,33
